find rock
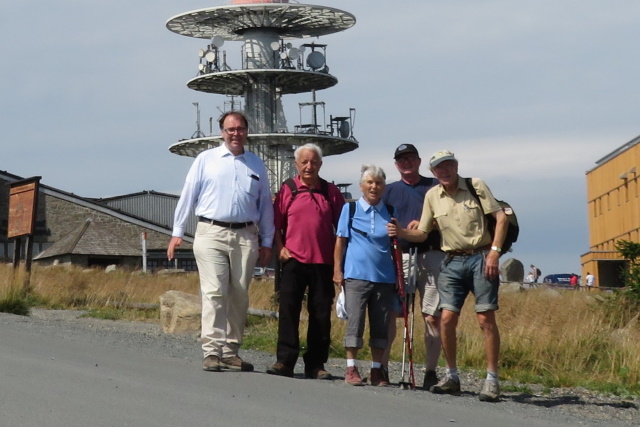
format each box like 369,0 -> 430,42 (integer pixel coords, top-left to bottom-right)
500,282 -> 524,293
500,258 -> 524,282
105,264 -> 117,273
160,290 -> 201,334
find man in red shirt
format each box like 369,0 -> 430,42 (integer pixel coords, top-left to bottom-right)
267,143 -> 345,379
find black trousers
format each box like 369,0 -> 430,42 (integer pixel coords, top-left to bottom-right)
276,259 -> 335,370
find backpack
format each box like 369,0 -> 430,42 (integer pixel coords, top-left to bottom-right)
283,177 -> 330,205
536,267 -> 541,276
465,177 -> 519,255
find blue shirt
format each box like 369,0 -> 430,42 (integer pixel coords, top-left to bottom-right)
383,176 -> 441,253
336,197 -> 395,283
172,144 -> 275,247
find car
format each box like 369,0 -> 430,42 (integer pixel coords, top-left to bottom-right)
253,267 -> 265,278
543,274 -> 574,285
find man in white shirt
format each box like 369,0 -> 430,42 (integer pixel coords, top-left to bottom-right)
167,111 -> 274,372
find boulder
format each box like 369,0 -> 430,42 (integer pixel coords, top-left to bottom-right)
500,258 -> 524,282
160,290 -> 201,334
500,282 -> 524,293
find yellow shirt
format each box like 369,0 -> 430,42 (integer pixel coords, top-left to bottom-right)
418,177 -> 501,252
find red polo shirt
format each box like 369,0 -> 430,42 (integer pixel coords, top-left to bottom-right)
274,176 -> 345,264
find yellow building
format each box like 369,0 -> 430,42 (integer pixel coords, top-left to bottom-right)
581,136 -> 639,288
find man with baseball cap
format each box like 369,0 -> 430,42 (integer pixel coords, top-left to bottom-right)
387,150 -> 508,402
381,144 -> 445,390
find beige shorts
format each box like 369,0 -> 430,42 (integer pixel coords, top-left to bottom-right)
402,250 -> 446,317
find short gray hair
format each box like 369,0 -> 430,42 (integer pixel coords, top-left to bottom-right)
294,143 -> 323,162
360,164 -> 386,183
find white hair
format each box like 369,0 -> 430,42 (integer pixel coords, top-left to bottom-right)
360,164 -> 386,183
294,143 -> 323,162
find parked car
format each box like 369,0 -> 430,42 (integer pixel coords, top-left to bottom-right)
543,274 -> 574,285
253,267 -> 265,278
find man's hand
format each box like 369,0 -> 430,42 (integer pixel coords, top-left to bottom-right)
258,246 -> 272,267
406,220 -> 420,230
484,250 -> 500,280
278,246 -> 292,262
167,237 -> 183,261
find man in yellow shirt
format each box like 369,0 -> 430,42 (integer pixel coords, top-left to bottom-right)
387,150 -> 508,402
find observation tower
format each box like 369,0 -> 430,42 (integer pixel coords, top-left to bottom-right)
166,0 -> 358,193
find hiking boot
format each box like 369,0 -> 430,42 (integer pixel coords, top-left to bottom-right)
479,379 -> 500,402
430,375 -> 461,395
380,365 -> 390,384
369,368 -> 389,387
423,370 -> 439,390
220,355 -> 254,372
344,366 -> 364,386
202,355 -> 221,372
266,362 -> 294,378
305,366 -> 332,380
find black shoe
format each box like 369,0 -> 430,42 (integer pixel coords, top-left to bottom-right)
423,370 -> 439,390
267,362 -> 294,378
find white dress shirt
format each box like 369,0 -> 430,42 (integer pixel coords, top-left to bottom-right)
172,144 -> 274,247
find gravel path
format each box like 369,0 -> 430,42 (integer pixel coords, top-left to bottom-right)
20,309 -> 640,426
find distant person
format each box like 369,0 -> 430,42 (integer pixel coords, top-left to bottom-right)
530,265 -> 541,283
524,272 -> 535,284
570,274 -> 578,288
381,143 -> 444,390
267,143 -> 345,379
167,111 -> 274,373
387,150 -> 508,402
586,272 -> 595,290
334,165 -> 396,387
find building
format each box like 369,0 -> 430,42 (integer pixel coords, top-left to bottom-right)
581,136 -> 640,287
0,171 -> 195,271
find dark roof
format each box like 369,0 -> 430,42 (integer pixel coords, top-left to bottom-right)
34,218 -> 140,259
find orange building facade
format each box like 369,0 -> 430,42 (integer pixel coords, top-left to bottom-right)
581,136 -> 639,288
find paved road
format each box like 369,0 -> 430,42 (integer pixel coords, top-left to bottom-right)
0,312 -> 593,427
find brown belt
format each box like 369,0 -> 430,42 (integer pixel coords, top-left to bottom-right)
446,245 -> 491,257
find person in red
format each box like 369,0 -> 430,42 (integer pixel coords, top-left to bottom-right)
267,143 -> 345,379
570,274 -> 579,288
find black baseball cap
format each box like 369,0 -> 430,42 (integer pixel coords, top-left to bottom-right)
394,144 -> 419,159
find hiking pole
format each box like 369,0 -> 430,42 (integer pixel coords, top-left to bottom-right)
391,234 -> 415,390
400,248 -> 417,390
406,248 -> 417,389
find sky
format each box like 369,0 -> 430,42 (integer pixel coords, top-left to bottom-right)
3,0 -> 640,276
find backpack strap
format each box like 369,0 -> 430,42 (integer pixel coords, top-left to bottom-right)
465,177 -> 485,214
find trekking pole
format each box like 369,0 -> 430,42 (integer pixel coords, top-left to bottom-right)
399,248 -> 417,389
391,235 -> 415,390
406,248 -> 417,389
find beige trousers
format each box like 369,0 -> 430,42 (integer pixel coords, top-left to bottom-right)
193,222 -> 259,359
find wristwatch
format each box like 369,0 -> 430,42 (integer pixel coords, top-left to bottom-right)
491,246 -> 501,253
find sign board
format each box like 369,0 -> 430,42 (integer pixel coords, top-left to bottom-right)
8,178 -> 41,239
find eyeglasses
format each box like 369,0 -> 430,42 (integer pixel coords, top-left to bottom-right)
395,155 -> 418,164
223,127 -> 248,134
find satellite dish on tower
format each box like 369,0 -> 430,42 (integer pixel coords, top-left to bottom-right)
306,51 -> 325,70
270,41 -> 281,51
287,47 -> 300,60
205,51 -> 216,62
211,36 -> 225,48
339,120 -> 350,138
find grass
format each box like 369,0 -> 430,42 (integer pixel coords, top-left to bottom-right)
2,263 -> 640,396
